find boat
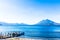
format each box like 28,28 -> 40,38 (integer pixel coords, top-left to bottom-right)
0,31 -> 24,39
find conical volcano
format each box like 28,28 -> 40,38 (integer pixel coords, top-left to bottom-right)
36,19 -> 57,25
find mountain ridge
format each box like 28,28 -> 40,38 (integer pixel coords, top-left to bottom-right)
35,19 -> 59,25
0,19 -> 60,26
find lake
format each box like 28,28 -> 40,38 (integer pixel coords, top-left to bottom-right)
0,25 -> 60,38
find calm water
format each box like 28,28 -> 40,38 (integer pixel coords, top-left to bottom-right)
0,25 -> 60,38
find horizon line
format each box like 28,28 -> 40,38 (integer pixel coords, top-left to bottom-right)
0,19 -> 60,25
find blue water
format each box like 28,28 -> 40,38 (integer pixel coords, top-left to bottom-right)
0,25 -> 60,38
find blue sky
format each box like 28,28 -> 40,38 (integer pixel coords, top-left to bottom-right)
0,0 -> 60,24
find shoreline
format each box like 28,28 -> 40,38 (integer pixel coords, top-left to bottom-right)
0,38 -> 60,40
0,37 -> 48,40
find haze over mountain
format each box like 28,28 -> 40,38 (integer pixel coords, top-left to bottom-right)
35,19 -> 59,25
0,19 -> 60,26
0,22 -> 28,26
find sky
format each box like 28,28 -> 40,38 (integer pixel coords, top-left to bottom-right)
0,0 -> 60,24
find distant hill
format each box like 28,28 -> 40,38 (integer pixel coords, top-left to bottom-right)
0,19 -> 60,26
35,19 -> 59,25
0,22 -> 28,26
